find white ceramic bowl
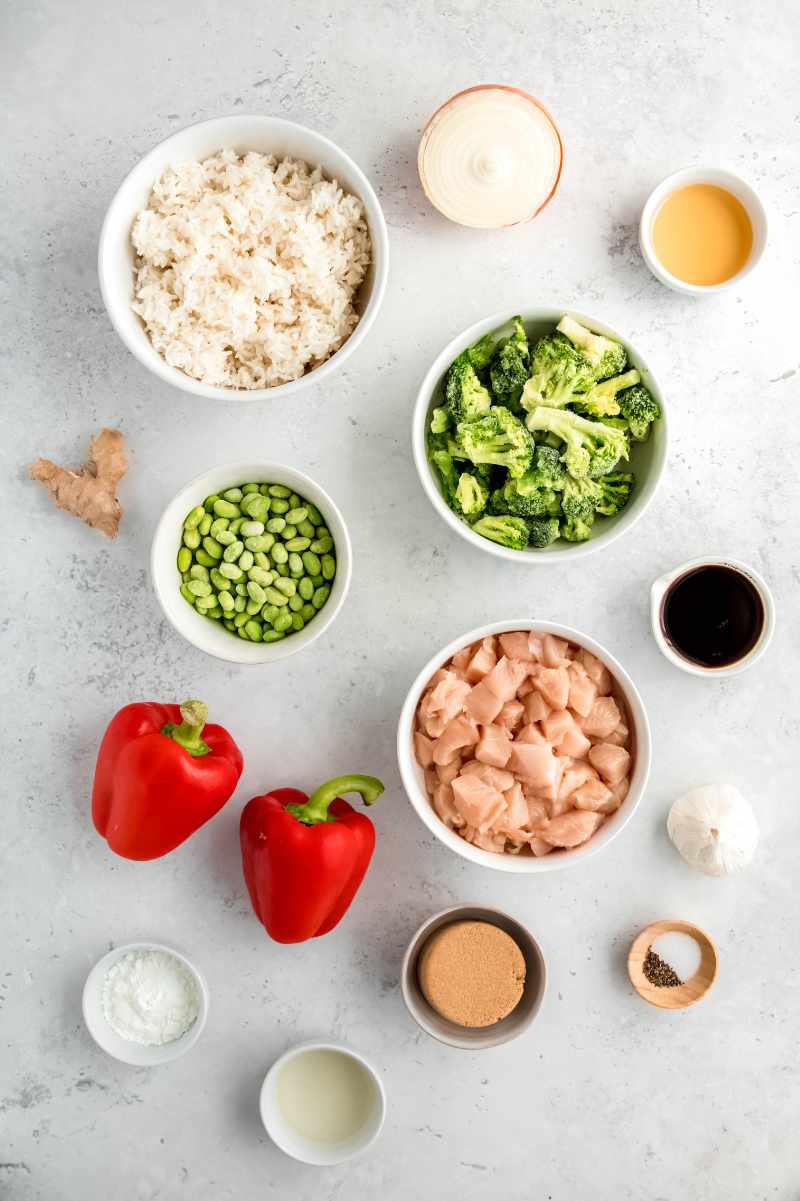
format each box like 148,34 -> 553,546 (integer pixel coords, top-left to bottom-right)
650,555 -> 776,677
639,165 -> 768,295
82,941 -> 208,1066
259,1041 -> 386,1165
98,115 -> 389,401
397,620 -> 651,873
413,308 -> 668,562
151,461 -> 352,664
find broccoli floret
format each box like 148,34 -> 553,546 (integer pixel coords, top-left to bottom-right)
576,369 -> 641,419
521,333 -> 596,410
453,472 -> 489,520
472,514 -> 529,550
429,406 -> 451,434
465,332 -> 498,373
429,445 -> 460,500
444,354 -> 492,423
561,474 -> 601,519
594,471 -> 634,516
527,517 -> 561,548
497,474 -> 562,518
456,406 -> 533,479
561,512 -> 595,542
489,316 -> 530,403
525,406 -> 629,479
618,384 -> 661,441
557,315 -> 627,381
530,443 -> 566,490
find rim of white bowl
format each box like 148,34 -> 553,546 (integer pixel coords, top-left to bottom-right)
397,619 -> 651,873
638,165 -> 768,296
151,461 -> 352,664
412,308 -> 669,562
259,1040 -> 386,1165
82,941 -> 208,1066
98,114 -> 390,401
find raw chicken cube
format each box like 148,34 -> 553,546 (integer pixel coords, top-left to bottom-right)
464,679 -> 504,725
499,631 -> 536,661
542,810 -> 604,847
572,777 -> 614,812
527,631 -> 545,660
432,715 -> 479,765
474,724 -> 512,768
451,775 -> 506,832
588,743 -> 631,787
464,827 -> 507,854
432,782 -> 461,828
559,761 -> 598,799
497,781 -> 529,834
524,692 -> 551,724
460,761 -> 516,792
603,722 -> 630,748
533,666 -> 570,710
530,836 -> 554,857
542,634 -> 570,667
578,648 -> 611,694
515,722 -> 547,745
418,671 -> 471,737
484,656 -> 528,702
450,645 -> 474,673
567,662 -> 597,717
414,731 -> 434,768
508,743 -> 560,798
436,758 -> 462,785
517,678 -> 535,698
606,776 -> 630,812
496,699 -> 525,734
524,794 -> 549,828
466,637 -> 498,683
580,696 -> 622,739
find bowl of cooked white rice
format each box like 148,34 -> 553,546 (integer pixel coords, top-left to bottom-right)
99,115 -> 389,400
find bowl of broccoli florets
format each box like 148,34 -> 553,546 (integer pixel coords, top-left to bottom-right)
414,309 -> 667,560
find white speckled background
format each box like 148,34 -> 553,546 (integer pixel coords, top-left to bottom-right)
3,1 -> 799,1197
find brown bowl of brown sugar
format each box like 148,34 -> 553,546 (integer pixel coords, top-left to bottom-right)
401,905 -> 546,1049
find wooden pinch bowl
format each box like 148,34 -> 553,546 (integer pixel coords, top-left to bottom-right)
628,919 -> 717,1010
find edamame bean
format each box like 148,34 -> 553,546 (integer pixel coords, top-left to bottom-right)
248,566 -> 272,587
262,629 -> 286,642
242,494 -> 270,521
245,619 -> 262,641
206,604 -> 223,620
297,519 -> 316,539
210,568 -> 231,591
274,561 -> 289,577
203,494 -> 219,512
281,525 -> 297,540
234,595 -> 247,612
189,564 -> 210,582
246,598 -> 262,615
214,499 -> 240,519
187,579 -> 212,598
234,611 -> 249,628
266,517 -> 285,534
261,604 -> 280,624
310,573 -> 324,587
285,507 -> 308,525
183,505 -> 205,530
237,626 -> 249,640
301,603 -> 316,621
305,503 -> 323,524
288,553 -> 304,576
177,547 -> 192,573
223,540 -> 244,563
219,561 -> 243,580
235,582 -> 248,596
273,611 -> 293,633
268,484 -> 292,498
180,583 -> 196,605
198,513 -> 213,536
274,577 -> 296,597
228,517 -> 245,535
288,595 -> 303,613
270,498 -> 290,515
253,551 -> 271,569
247,581 -> 267,605
312,585 -> 330,609
195,593 -> 215,611
298,577 -> 314,601
291,612 -> 305,631
183,527 -> 201,550
271,543 -> 288,565
242,483 -> 260,494
311,536 -> 334,553
239,550 -> 254,571
264,586 -> 289,607
216,529 -> 236,546
322,555 -> 336,581
195,548 -> 216,567
245,534 -> 275,552
219,591 -> 235,612
223,487 -> 243,502
285,537 -> 311,552
202,536 -> 223,560
210,517 -> 229,538
240,520 -> 264,537
224,619 -> 236,631
302,551 -> 321,576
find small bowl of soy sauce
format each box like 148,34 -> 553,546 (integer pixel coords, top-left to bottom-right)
651,556 -> 775,677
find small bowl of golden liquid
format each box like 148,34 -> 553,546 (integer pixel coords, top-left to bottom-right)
639,166 -> 767,294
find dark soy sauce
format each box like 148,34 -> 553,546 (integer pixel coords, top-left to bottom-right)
662,564 -> 764,667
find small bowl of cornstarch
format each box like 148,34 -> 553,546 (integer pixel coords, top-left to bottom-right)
82,942 -> 208,1065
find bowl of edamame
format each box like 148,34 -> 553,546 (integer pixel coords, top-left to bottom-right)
151,463 -> 352,663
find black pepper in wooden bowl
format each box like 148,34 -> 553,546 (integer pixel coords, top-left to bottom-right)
643,947 -> 682,988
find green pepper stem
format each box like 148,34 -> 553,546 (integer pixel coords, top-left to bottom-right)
286,774 -> 384,826
161,700 -> 211,758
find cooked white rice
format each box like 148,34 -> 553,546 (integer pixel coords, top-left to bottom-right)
131,149 -> 371,389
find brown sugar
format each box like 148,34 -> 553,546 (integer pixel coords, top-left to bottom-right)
418,920 -> 526,1028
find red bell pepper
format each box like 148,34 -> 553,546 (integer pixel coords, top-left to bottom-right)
92,699 -> 243,860
240,774 -> 384,943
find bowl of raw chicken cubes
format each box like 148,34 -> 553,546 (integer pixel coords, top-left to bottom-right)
398,622 -> 651,872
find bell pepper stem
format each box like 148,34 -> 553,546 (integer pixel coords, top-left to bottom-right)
161,700 -> 211,758
286,774 -> 385,826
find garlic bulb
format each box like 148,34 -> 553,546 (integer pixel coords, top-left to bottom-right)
667,784 -> 758,877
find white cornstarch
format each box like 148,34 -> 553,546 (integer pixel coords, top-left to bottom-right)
131,149 -> 371,389
102,949 -> 200,1046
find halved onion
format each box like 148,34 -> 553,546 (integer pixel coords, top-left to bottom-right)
418,85 -> 563,230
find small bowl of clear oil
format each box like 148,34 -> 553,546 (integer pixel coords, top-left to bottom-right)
259,1041 -> 386,1165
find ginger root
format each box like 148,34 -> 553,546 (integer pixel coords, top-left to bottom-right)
29,428 -> 128,539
